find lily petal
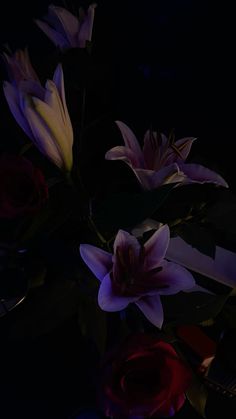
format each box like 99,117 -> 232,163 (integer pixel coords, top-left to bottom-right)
113,229 -> 141,257
3,82 -> 34,140
80,244 -> 112,282
135,163 -> 186,189
78,3 -> 97,47
115,121 -> 144,164
144,224 -> 170,269
48,5 -> 79,47
135,294 -> 164,328
105,145 -> 141,168
34,19 -> 69,49
179,163 -> 228,187
156,260 -> 195,295
98,273 -> 137,311
165,137 -> 196,165
52,64 -> 73,145
23,99 -> 64,168
30,96 -> 73,170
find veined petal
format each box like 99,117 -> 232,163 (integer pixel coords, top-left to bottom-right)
3,82 -> 34,140
144,224 -> 170,269
115,121 -> 144,164
179,163 -> 229,187
135,294 -> 164,328
23,98 -> 64,168
143,130 -> 163,170
79,244 -> 112,282
156,260 -> 195,295
135,163 -> 186,190
113,230 -> 141,260
98,273 -> 137,311
19,80 -> 45,100
164,137 -> 196,165
34,19 -> 69,49
30,96 -> 73,170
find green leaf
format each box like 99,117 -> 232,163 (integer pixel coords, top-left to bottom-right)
93,184 -> 175,237
8,278 -> 81,339
77,295 -> 107,355
178,223 -> 216,259
162,290 -> 231,325
186,375 -> 208,418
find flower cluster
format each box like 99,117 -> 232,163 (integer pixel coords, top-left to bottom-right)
0,3 -> 235,419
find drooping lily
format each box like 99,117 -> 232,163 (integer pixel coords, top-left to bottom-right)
2,48 -> 39,86
80,225 -> 195,328
3,64 -> 73,171
105,121 -> 228,189
35,3 -> 97,51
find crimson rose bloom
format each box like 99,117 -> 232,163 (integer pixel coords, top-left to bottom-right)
0,154 -> 48,218
99,334 -> 192,418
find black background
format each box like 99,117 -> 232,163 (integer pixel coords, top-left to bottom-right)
0,1 -> 234,418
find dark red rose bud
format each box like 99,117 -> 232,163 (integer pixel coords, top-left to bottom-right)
0,154 -> 48,218
99,334 -> 192,418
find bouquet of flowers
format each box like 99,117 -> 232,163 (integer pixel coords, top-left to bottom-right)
0,2 -> 235,418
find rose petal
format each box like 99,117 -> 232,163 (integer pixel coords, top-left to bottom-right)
80,244 -> 112,281
135,294 -> 164,328
98,273 -> 137,311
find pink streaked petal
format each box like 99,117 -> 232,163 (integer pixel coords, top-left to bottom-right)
179,163 -> 229,187
115,121 -> 144,164
80,244 -> 112,282
144,224 -> 170,269
105,145 -> 142,168
165,137 -> 196,165
143,130 -> 161,170
113,229 -> 140,256
98,273 -> 137,311
135,294 -> 164,328
156,260 -> 195,295
135,163 -> 186,190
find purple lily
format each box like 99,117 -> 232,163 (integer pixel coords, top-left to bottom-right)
105,121 -> 228,189
80,225 -> 195,328
35,3 -> 96,51
2,48 -> 39,87
3,64 -> 73,171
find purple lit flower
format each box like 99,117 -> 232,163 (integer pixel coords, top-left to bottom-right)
105,121 -> 228,189
80,225 -> 195,328
35,3 -> 96,51
3,64 -> 73,171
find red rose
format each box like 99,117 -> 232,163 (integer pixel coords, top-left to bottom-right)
0,154 -> 48,218
99,334 -> 192,418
